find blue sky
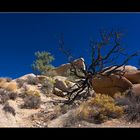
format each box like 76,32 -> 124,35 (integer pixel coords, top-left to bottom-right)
0,13 -> 140,78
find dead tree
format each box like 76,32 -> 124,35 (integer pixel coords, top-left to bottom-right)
59,30 -> 139,104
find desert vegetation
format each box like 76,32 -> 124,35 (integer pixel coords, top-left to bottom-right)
0,30 -> 140,127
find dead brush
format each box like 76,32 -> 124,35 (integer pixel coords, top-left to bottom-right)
124,90 -> 140,122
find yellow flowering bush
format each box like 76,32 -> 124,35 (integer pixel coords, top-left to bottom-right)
77,94 -> 124,123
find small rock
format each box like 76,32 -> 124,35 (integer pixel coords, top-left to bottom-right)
53,88 -> 67,97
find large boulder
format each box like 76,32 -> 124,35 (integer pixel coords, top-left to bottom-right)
123,71 -> 140,84
131,84 -> 140,96
91,74 -> 133,96
53,58 -> 85,76
103,65 -> 138,74
103,65 -> 140,84
54,79 -> 68,92
124,65 -> 138,73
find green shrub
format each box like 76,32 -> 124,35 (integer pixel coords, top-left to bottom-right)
31,51 -> 55,76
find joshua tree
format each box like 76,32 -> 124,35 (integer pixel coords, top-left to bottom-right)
59,30 -> 139,104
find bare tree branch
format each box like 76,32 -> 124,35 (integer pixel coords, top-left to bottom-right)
58,30 -> 139,104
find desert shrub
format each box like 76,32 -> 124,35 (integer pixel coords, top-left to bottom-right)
21,95 -> 41,109
0,89 -> 17,104
0,81 -> 8,89
124,90 -> 140,122
125,102 -> 140,122
0,78 -> 13,89
21,90 -> 41,109
0,78 -> 7,83
41,78 -> 55,94
59,104 -> 72,114
8,92 -> 17,100
4,77 -> 12,82
0,89 -> 10,104
5,82 -> 18,92
0,81 -> 17,92
0,77 -> 12,83
113,91 -> 131,106
27,75 -> 38,85
18,84 -> 41,97
23,90 -> 41,97
3,102 -> 16,116
77,94 -> 124,123
16,76 -> 38,88
33,105 -> 62,126
16,79 -> 25,88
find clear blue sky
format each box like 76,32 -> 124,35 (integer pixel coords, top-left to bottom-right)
0,13 -> 140,79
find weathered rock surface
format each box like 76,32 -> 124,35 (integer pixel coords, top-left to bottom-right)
124,71 -> 140,84
53,76 -> 75,91
54,79 -> 68,92
131,84 -> 140,96
53,58 -> 85,76
53,87 -> 67,97
103,65 -> 140,84
92,75 -> 133,96
104,65 -> 138,74
15,73 -> 36,81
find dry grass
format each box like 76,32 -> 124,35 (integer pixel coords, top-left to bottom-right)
0,78 -> 18,92
0,77 -> 12,83
5,82 -> 18,91
77,94 -> 124,123
0,82 -> 9,89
